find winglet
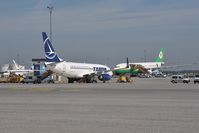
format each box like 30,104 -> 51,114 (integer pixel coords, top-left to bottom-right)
42,32 -> 63,63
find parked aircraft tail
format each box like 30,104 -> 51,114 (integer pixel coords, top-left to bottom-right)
42,32 -> 63,63
155,48 -> 164,63
13,60 -> 19,70
12,60 -> 25,70
126,57 -> 129,68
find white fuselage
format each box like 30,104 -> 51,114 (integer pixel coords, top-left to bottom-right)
46,61 -> 112,78
6,70 -> 34,76
116,62 -> 164,70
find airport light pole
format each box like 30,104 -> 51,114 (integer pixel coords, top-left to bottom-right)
47,4 -> 53,42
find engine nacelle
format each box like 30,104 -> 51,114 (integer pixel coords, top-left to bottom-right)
98,74 -> 111,81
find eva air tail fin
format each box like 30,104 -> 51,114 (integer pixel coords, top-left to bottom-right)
155,48 -> 164,63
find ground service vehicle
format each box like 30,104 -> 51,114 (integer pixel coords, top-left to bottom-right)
171,75 -> 190,83
21,76 -> 37,84
117,75 -> 132,83
194,75 -> 199,84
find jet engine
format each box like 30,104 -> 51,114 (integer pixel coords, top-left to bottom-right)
98,73 -> 112,82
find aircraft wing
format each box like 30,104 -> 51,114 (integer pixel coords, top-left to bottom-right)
6,70 -> 34,73
161,63 -> 197,69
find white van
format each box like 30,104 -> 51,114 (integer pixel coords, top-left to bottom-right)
171,75 -> 190,83
194,75 -> 199,84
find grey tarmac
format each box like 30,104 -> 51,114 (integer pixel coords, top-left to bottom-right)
0,78 -> 199,133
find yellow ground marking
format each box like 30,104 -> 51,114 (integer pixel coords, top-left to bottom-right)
28,88 -> 55,92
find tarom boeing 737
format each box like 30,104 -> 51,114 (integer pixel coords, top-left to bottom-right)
42,32 -> 113,83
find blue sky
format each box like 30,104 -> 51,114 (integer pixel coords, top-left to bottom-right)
0,0 -> 199,69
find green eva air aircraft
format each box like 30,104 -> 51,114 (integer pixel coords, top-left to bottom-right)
113,48 -> 165,76
113,58 -> 149,76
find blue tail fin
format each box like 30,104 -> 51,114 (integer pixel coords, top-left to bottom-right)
42,32 -> 62,62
